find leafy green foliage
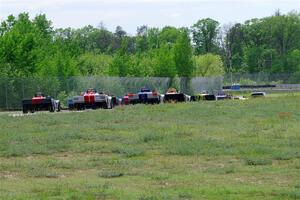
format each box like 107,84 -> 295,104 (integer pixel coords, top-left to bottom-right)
193,54 -> 224,76
109,52 -> 132,77
153,44 -> 176,77
1,11 -> 300,78
174,29 -> 194,77
191,18 -> 220,55
77,53 -> 112,76
0,13 -> 78,77
224,11 -> 300,73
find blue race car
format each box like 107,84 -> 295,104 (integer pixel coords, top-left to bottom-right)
122,88 -> 161,105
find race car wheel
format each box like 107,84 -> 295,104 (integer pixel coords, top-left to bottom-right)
49,105 -> 55,112
103,103 -> 108,109
111,101 -> 114,108
57,102 -> 61,112
22,106 -> 28,114
75,104 -> 84,110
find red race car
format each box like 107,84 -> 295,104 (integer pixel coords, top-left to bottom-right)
22,92 -> 61,113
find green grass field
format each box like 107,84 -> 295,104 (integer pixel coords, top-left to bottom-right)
0,94 -> 300,200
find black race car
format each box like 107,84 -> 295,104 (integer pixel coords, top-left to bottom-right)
22,93 -> 61,113
162,88 -> 191,103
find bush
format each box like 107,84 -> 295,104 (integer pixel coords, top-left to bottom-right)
57,91 -> 68,108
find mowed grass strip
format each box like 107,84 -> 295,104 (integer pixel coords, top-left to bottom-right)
0,94 -> 300,199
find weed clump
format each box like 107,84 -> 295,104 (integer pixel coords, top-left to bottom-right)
245,158 -> 272,166
26,167 -> 60,178
112,146 -> 145,157
272,152 -> 294,160
142,132 -> 163,143
98,170 -> 123,178
275,190 -> 300,199
205,166 -> 236,174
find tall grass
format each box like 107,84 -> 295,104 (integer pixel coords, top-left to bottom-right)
0,93 -> 300,199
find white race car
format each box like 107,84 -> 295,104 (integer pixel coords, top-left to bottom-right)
69,89 -> 114,110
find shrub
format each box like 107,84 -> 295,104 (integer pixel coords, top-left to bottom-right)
57,91 -> 68,108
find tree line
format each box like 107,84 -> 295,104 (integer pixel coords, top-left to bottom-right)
0,11 -> 299,79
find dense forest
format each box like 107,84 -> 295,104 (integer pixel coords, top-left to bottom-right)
0,11 -> 300,78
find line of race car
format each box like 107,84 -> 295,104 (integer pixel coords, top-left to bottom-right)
21,87 -> 266,114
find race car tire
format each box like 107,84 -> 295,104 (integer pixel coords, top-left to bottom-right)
92,104 -> 97,110
111,100 -> 114,108
22,106 -> 28,114
103,103 -> 109,109
49,104 -> 55,112
76,104 -> 83,110
57,102 -> 61,112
